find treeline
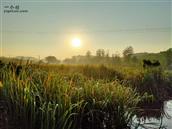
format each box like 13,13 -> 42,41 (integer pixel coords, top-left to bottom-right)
62,47 -> 172,69
0,47 -> 172,69
63,46 -> 136,65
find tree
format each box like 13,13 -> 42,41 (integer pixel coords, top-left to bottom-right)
96,49 -> 105,57
165,48 -> 172,68
105,50 -> 109,58
45,56 -> 60,64
112,52 -> 121,63
96,49 -> 101,57
86,50 -> 91,57
123,46 -> 134,61
101,49 -> 105,57
63,58 -> 72,64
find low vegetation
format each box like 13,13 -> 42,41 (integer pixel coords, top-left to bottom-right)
0,48 -> 172,129
1,64 -> 144,129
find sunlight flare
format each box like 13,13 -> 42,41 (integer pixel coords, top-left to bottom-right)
71,38 -> 81,48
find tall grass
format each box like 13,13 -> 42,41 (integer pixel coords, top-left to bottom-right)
0,64 -> 144,129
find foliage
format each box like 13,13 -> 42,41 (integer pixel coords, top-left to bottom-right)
123,46 -> 134,61
96,49 -> 105,57
86,50 -> 91,57
165,48 -> 172,69
45,56 -> 60,64
0,64 -> 145,129
0,60 -> 172,129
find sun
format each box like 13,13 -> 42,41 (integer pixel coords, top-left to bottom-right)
71,38 -> 81,48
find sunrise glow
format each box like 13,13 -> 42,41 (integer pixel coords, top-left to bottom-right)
71,38 -> 81,48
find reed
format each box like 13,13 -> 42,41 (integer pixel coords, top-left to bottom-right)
1,64 -> 171,129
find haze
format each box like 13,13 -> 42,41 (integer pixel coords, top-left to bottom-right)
0,0 -> 171,59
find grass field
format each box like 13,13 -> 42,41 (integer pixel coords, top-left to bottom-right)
0,63 -> 172,129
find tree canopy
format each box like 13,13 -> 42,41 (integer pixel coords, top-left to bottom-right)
45,56 -> 60,64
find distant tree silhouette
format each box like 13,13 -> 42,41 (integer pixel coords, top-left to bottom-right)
86,50 -> 91,57
165,48 -> 172,68
112,52 -> 120,63
123,46 -> 134,61
96,49 -> 105,57
63,58 -> 72,64
45,56 -> 60,64
105,50 -> 109,58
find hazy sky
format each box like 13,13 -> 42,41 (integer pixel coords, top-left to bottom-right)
0,0 -> 171,59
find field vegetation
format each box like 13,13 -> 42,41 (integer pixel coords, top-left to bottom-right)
0,47 -> 172,129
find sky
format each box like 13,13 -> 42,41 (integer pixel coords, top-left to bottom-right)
0,0 -> 171,59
